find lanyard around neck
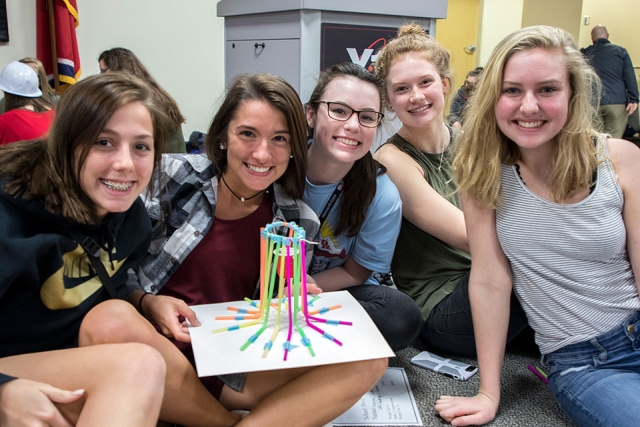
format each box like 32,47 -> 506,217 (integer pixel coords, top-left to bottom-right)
317,180 -> 344,228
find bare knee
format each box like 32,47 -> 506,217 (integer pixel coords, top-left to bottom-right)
79,300 -> 154,346
99,343 -> 166,393
119,343 -> 166,388
350,358 -> 388,392
84,343 -> 166,416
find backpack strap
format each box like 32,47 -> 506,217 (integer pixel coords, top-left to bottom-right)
66,228 -> 119,299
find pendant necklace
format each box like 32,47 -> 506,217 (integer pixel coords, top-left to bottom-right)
436,126 -> 448,172
220,173 -> 264,202
436,147 -> 445,171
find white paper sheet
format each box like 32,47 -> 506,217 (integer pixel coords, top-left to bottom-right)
188,290 -> 395,377
332,367 -> 424,426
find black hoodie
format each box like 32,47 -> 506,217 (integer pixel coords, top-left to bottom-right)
0,184 -> 151,385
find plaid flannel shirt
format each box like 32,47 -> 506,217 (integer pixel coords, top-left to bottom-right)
129,154 -> 319,294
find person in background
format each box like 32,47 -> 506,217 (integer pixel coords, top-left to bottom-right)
436,26 -> 640,427
0,61 -> 54,145
623,106 -> 639,137
374,23 -> 528,358
581,24 -> 639,138
99,47 -> 187,153
448,68 -> 481,129
304,62 -> 421,352
0,57 -> 59,114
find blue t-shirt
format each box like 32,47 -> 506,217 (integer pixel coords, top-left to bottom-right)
304,173 -> 402,285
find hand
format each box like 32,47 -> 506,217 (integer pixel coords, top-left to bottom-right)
282,276 -> 323,297
0,379 -> 84,427
142,294 -> 201,343
627,103 -> 637,116
435,392 -> 498,426
304,275 -> 323,294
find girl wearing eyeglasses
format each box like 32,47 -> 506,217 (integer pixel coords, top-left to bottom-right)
304,62 -> 422,352
373,24 -> 530,358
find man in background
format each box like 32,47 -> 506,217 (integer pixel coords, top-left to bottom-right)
581,25 -> 638,138
448,67 -> 482,130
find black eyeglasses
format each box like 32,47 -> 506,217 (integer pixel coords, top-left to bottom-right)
318,101 -> 384,128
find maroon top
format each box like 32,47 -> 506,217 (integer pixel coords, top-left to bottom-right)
158,191 -> 273,397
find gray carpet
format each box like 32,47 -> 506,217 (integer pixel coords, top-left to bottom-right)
342,337 -> 576,427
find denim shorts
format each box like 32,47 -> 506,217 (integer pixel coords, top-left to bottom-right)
544,311 -> 640,427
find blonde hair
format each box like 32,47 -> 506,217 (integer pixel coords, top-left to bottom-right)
375,23 -> 454,105
453,25 -> 601,208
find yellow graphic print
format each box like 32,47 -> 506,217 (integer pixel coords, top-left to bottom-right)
40,244 -> 126,310
311,221 -> 347,274
315,221 -> 346,259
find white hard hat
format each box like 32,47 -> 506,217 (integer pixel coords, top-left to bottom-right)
0,61 -> 43,97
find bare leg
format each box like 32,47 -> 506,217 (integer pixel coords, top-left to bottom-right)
0,343 -> 165,427
221,358 -> 388,427
79,300 -> 240,427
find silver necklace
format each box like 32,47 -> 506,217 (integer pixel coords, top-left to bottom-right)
399,125 -> 448,171
436,126 -> 448,172
220,173 -> 264,202
436,148 -> 445,171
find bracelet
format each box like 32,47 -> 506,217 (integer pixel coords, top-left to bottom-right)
137,292 -> 151,317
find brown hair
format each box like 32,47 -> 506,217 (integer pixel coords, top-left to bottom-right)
4,92 -> 53,112
206,73 -> 307,199
99,48 -> 186,126
0,73 -> 173,224
306,62 -> 386,237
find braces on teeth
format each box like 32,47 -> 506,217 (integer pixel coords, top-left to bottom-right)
103,181 -> 132,191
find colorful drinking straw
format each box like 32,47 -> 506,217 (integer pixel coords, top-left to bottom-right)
212,221 -> 352,361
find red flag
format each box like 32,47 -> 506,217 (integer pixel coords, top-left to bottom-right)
36,0 -> 81,92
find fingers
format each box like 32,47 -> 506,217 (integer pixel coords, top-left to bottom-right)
39,384 -> 83,427
168,322 -> 192,343
0,380 -> 78,427
40,385 -> 84,404
435,395 -> 464,422
434,394 -> 497,427
450,413 -> 485,426
176,302 -> 201,327
304,275 -> 323,294
146,295 -> 200,342
44,406 -> 75,427
163,298 -> 198,342
306,283 -> 324,294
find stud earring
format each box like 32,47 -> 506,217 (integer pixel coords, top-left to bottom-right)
220,144 -> 224,149
290,155 -> 293,159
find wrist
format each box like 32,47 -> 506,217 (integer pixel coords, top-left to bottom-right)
137,292 -> 152,317
478,389 -> 500,407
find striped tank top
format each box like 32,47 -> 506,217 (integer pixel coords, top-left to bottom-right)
496,137 -> 640,354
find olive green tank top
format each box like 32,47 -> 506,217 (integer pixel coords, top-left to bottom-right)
383,130 -> 471,321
